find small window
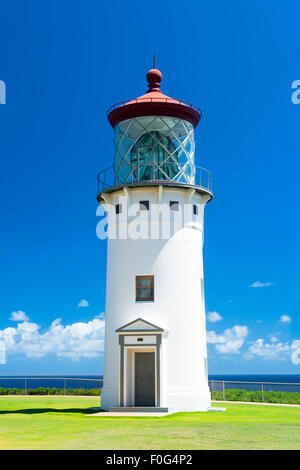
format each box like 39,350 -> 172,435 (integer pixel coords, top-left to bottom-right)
139,200 -> 149,211
136,275 -> 154,301
193,204 -> 199,216
170,201 -> 179,211
137,337 -> 144,342
116,203 -> 122,215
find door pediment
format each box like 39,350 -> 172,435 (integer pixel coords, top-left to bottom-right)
116,318 -> 164,333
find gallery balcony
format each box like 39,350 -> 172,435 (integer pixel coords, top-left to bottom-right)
96,163 -> 213,202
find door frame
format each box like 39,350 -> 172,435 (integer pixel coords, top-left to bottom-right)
118,335 -> 162,407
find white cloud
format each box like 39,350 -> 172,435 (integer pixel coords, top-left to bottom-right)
9,310 -> 30,322
279,315 -> 291,324
207,311 -> 223,323
207,325 -> 248,354
0,340 -> 5,364
245,338 -> 290,360
0,317 -> 105,361
94,312 -> 105,319
245,338 -> 300,364
77,299 -> 89,308
248,281 -> 274,288
291,341 -> 300,365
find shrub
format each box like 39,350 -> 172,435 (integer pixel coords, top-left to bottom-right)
212,388 -> 300,404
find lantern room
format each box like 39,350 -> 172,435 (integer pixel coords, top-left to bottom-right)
97,68 -> 212,196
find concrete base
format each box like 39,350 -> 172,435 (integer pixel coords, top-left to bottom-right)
87,406 -> 226,417
109,406 -> 169,413
207,407 -> 226,412
88,411 -> 170,417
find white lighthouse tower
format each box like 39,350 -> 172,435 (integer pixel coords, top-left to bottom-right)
97,67 -> 213,412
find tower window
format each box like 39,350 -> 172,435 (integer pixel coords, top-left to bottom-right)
139,200 -> 149,211
170,201 -> 179,211
116,203 -> 122,215
193,204 -> 199,216
136,275 -> 154,301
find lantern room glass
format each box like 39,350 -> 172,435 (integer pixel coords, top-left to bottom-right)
113,116 -> 195,185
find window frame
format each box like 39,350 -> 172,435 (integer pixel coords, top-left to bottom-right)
136,275 -> 154,302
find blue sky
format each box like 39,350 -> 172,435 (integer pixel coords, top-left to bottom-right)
0,0 -> 299,375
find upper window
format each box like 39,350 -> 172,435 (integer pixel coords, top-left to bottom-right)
193,204 -> 199,216
170,201 -> 179,211
139,200 -> 149,211
115,203 -> 122,215
136,275 -> 154,301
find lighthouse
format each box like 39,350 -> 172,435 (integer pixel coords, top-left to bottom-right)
97,67 -> 213,412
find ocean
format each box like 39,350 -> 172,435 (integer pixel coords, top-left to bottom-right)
0,375 -> 300,392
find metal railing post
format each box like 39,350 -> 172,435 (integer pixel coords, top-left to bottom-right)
261,383 -> 264,402
24,377 -> 27,395
223,380 -> 225,400
64,379 -> 66,395
211,379 -> 214,400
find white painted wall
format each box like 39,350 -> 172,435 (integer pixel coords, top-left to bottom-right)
101,185 -> 211,411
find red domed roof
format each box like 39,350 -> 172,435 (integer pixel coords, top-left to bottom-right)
107,68 -> 202,128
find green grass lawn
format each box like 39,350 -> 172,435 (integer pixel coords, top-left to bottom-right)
0,396 -> 300,450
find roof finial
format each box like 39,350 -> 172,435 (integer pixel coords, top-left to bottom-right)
146,67 -> 162,93
153,54 -> 156,69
